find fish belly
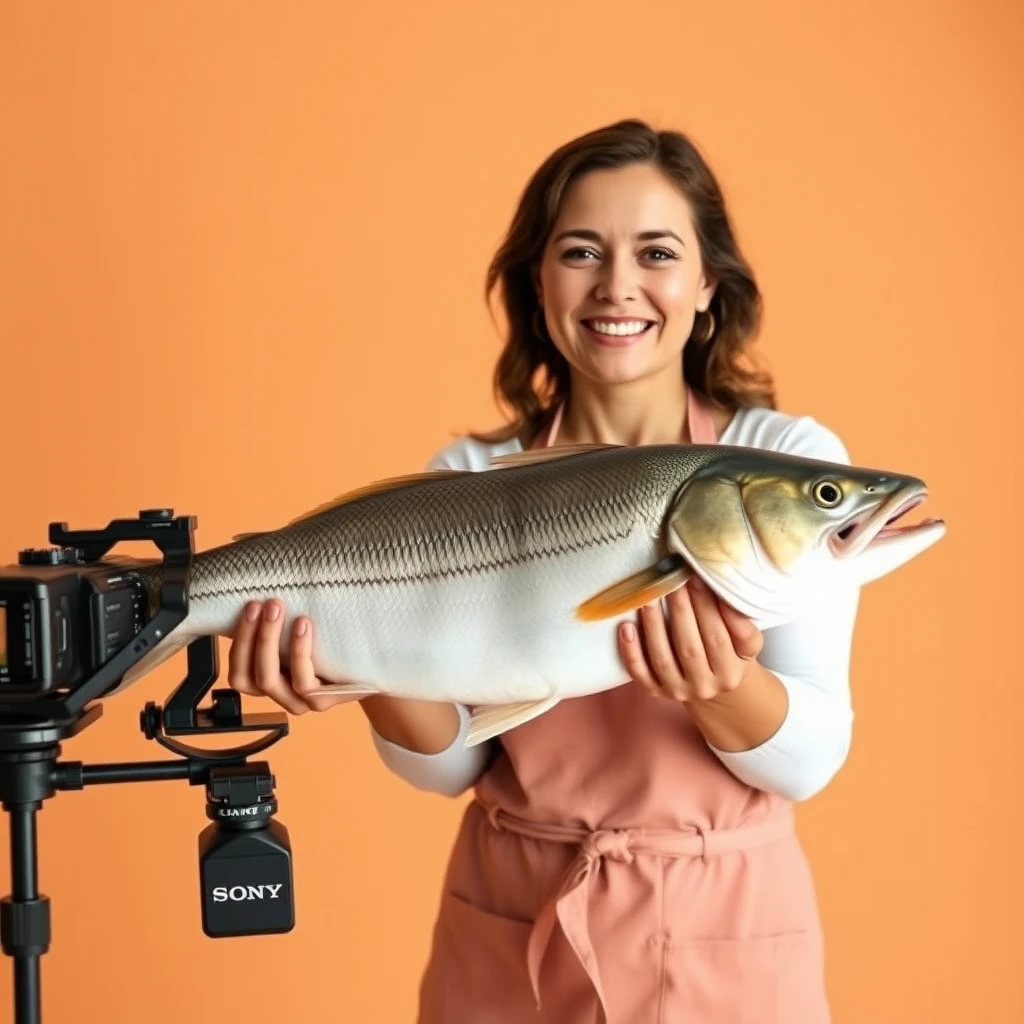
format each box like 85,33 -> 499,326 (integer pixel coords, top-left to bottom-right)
192,528 -> 663,706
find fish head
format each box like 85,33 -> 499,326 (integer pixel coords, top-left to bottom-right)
664,448 -> 946,627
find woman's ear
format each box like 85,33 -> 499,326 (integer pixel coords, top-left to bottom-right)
696,271 -> 718,314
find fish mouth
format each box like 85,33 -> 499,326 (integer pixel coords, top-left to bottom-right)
828,485 -> 941,557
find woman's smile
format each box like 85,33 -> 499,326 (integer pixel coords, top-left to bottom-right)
579,316 -> 657,346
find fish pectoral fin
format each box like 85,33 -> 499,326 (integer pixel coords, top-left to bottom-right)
285,470 -> 469,526
488,443 -> 622,469
466,697 -> 561,746
575,555 -> 693,621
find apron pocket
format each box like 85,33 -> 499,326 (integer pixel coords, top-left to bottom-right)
418,890 -> 541,1023
664,929 -> 830,1024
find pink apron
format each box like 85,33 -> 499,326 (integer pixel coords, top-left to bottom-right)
416,388 -> 831,1024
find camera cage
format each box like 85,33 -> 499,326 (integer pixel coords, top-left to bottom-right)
0,509 -> 292,1024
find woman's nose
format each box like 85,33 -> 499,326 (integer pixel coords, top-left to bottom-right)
594,254 -> 638,304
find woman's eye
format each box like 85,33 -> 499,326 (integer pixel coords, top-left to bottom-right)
559,245 -> 678,264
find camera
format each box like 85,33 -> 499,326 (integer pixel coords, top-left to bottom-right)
0,510 -> 295,1024
0,545 -> 150,695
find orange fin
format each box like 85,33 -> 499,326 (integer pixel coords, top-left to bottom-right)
489,443 -> 621,469
575,555 -> 693,621
284,469 -> 468,526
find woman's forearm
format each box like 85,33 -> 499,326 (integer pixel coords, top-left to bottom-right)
358,695 -> 463,754
684,661 -> 789,752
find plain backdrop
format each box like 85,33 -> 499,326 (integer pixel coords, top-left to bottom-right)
0,1 -> 1021,1021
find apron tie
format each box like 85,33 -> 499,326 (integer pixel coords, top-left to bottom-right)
481,801 -> 794,1020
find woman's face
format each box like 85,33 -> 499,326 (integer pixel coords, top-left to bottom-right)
535,162 -> 716,389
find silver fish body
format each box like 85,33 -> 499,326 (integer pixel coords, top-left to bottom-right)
116,442 -> 945,744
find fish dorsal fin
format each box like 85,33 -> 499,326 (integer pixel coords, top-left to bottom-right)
284,469 -> 469,527
489,442 -> 621,469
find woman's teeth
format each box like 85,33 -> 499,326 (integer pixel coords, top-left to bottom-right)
586,320 -> 651,336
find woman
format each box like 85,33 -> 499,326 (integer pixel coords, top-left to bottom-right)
226,119 -> 858,1023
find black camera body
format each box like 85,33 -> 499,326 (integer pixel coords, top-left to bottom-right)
0,509 -> 296,1024
0,548 -> 150,695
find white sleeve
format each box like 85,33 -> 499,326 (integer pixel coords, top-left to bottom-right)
706,418 -> 860,802
366,438 -> 501,796
370,702 -> 494,798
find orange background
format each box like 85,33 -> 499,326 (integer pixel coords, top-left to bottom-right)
0,1 -> 1021,1021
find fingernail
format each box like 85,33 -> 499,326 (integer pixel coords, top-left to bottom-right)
245,602 -> 260,622
621,623 -> 636,642
295,618 -> 308,637
265,603 -> 280,621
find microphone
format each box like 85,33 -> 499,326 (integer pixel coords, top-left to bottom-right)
198,761 -> 295,937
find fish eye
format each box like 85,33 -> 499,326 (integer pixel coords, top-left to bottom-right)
811,480 -> 844,508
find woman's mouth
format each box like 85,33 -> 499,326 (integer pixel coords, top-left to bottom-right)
580,318 -> 656,346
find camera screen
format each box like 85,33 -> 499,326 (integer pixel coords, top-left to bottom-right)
0,603 -> 6,667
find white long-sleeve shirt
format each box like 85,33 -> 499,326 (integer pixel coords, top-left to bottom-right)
369,406 -> 860,803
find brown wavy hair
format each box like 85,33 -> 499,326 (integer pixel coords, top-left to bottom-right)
475,118 -> 776,446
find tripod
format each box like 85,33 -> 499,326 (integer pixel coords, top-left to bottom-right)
0,511 -> 291,1024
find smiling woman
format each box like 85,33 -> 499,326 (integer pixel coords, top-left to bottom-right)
226,119 -> 867,1023
472,122 -> 775,457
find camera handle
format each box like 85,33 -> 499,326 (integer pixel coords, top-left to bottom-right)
0,511 -> 290,1024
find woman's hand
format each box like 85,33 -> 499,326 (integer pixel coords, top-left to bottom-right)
618,576 -> 763,703
226,599 -> 358,715
618,576 -> 792,752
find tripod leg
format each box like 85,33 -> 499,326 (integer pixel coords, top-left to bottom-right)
1,804 -> 48,1024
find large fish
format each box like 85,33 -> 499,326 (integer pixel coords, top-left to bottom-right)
118,442 -> 945,745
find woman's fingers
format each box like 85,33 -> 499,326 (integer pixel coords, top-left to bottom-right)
685,578 -> 740,681
288,617 -> 339,711
287,616 -> 317,695
618,618 -> 660,695
662,585 -> 713,698
716,596 -> 764,661
249,600 -> 310,715
226,601 -> 262,696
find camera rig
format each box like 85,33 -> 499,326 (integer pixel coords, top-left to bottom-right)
0,509 -> 294,1024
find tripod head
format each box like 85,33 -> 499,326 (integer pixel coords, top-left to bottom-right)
0,509 -> 295,1024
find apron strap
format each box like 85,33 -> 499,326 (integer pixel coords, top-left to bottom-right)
542,385 -> 718,448
684,385 -> 718,445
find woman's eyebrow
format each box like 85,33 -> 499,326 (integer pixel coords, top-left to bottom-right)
552,228 -> 685,245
